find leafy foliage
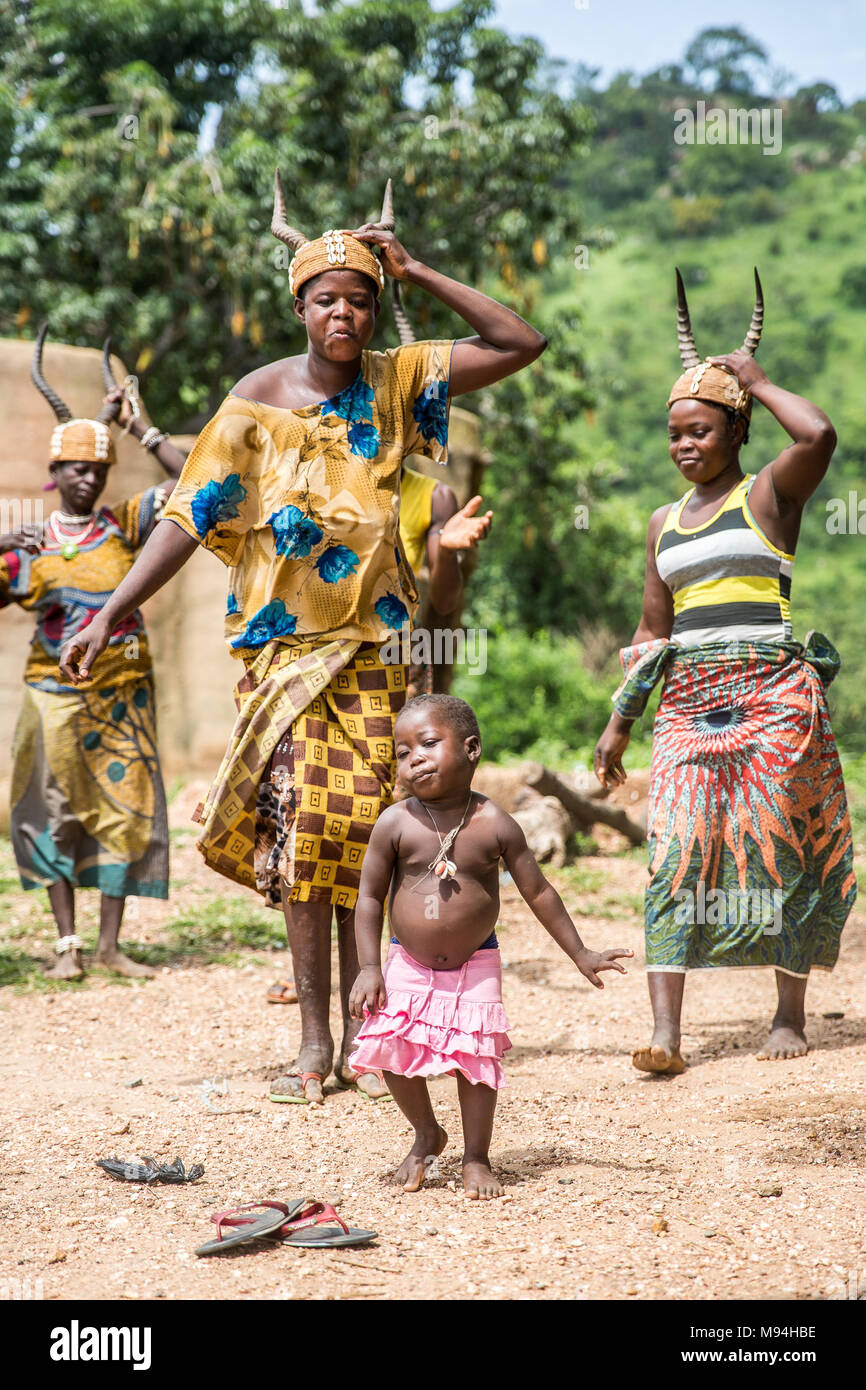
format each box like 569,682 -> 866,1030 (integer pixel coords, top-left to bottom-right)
0,0 -> 586,423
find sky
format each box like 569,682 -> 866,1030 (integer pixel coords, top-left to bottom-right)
488,0 -> 866,102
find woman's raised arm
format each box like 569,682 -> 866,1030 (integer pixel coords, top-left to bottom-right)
350,225 -> 547,395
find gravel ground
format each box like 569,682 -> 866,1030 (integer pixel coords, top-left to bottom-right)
1,814 -> 864,1303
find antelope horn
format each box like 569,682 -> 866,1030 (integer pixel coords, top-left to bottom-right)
98,338 -> 122,423
675,268 -> 701,370
31,323 -> 72,422
742,267 -> 764,357
371,177 -> 394,232
270,168 -> 309,251
392,280 -> 416,346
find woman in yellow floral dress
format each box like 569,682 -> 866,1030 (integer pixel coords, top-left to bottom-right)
60,176 -> 546,1099
0,332 -> 185,979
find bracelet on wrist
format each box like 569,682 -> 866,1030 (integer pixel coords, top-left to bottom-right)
140,426 -> 169,452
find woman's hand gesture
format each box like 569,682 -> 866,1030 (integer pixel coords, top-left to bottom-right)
0,526 -> 42,556
593,714 -> 632,789
347,225 -> 415,280
59,617 -> 111,685
708,349 -> 768,392
438,496 -> 493,552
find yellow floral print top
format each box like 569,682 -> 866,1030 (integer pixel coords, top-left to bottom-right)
162,340 -> 454,654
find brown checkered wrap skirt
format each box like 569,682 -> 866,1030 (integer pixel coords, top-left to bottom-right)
193,638 -> 406,910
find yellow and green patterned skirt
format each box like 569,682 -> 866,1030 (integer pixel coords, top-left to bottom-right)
11,678 -> 169,898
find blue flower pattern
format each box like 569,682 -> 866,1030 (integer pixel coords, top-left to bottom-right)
347,420 -> 379,459
323,375 -> 374,422
205,359 -> 448,642
411,379 -> 448,447
190,473 -> 247,536
375,593 -> 410,629
316,545 -> 360,584
270,504 -> 323,559
322,372 -> 380,459
230,598 -> 298,649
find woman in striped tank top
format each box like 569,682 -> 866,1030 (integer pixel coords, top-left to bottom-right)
594,271 -> 855,1074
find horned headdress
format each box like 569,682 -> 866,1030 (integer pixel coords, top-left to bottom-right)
31,324 -> 119,465
667,268 -> 764,418
270,169 -> 394,297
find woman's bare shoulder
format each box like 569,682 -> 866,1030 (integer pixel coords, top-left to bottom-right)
232,356 -> 306,403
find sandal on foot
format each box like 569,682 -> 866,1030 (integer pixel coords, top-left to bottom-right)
195,1200 -> 304,1257
269,1070 -> 324,1104
335,1069 -> 393,1102
281,1201 -> 377,1248
266,979 -> 298,1005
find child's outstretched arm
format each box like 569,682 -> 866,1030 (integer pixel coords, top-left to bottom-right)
349,810 -> 399,1018
499,812 -> 633,988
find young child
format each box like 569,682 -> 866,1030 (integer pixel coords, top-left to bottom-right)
349,694 -> 632,1200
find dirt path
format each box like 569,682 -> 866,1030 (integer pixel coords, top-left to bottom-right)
1,829 -> 864,1303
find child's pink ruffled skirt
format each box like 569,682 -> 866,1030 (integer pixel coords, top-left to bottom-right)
350,943 -> 512,1089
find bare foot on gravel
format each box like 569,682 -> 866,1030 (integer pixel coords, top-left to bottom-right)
94,950 -> 155,979
756,1024 -> 808,1060
394,1124 -> 448,1192
632,1043 -> 686,1075
44,951 -> 84,981
463,1159 -> 503,1200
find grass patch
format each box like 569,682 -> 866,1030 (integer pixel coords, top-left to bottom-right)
553,865 -> 606,895
0,947 -> 88,992
127,895 -> 287,969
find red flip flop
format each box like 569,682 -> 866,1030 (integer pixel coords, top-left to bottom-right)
269,1070 -> 324,1104
195,1200 -> 304,1257
335,1069 -> 393,1102
279,1201 -> 378,1249
266,979 -> 298,1005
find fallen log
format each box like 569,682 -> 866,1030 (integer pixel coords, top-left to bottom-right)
520,762 -> 646,846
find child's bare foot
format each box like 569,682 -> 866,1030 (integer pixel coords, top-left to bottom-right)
462,1158 -> 503,1200
394,1124 -> 448,1193
756,1022 -> 807,1060
94,949 -> 155,979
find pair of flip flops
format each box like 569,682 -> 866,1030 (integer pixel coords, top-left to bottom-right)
196,1199 -> 376,1256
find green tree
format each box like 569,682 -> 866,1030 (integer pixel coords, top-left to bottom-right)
0,0 -> 588,424
683,26 -> 769,95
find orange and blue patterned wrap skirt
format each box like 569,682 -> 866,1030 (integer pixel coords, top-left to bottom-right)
613,634 -> 856,976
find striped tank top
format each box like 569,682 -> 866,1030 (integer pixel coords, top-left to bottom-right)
655,474 -> 793,647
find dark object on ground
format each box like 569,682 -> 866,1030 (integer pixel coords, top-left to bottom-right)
520,762 -> 646,846
97,1155 -> 205,1184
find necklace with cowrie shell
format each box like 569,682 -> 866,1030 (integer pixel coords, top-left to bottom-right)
420,794 -> 474,883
